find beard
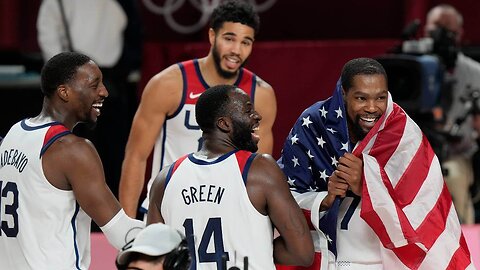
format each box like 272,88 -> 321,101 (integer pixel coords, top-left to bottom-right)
347,113 -> 367,143
231,119 -> 258,153
212,41 -> 248,79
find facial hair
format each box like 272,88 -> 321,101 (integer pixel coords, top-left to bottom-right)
232,118 -> 258,153
212,40 -> 248,79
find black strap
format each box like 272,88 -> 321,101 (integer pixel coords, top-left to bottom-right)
56,0 -> 74,51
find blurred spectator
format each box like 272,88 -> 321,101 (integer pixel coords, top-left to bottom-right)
424,4 -> 480,224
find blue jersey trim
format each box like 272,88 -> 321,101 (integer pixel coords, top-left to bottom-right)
187,150 -> 238,165
250,74 -> 257,103
193,59 -> 211,89
20,119 -> 61,131
159,120 -> 168,171
71,202 -> 81,270
169,62 -> 188,120
242,153 -> 257,184
234,68 -> 244,86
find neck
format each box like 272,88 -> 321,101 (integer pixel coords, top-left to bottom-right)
31,99 -> 75,130
197,135 -> 238,159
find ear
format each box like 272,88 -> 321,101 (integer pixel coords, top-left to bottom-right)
208,28 -> 216,46
341,87 -> 346,98
216,116 -> 231,133
57,85 -> 69,102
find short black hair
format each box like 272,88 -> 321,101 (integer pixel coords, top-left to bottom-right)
210,0 -> 260,35
341,57 -> 387,91
40,52 -> 91,97
196,84 -> 236,132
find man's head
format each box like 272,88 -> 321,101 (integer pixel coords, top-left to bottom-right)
424,4 -> 463,44
341,58 -> 388,143
40,52 -> 108,126
209,0 -> 260,79
116,223 -> 191,270
196,84 -> 261,152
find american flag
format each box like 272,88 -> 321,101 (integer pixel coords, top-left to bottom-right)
276,81 -> 475,269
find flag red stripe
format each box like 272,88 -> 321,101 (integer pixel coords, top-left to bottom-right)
415,183 -> 452,249
367,105 -> 406,167
394,134 -> 435,207
445,233 -> 472,269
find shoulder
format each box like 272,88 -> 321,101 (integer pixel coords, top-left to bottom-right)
249,153 -> 284,181
254,75 -> 274,92
47,134 -> 98,162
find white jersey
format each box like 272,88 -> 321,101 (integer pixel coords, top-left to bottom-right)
141,59 -> 257,212
161,150 -> 275,270
334,195 -> 384,269
0,119 -> 91,270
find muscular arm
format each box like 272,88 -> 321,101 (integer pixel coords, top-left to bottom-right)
119,66 -> 182,218
254,78 -> 276,154
43,136 -> 144,249
248,154 -> 314,266
146,167 -> 169,225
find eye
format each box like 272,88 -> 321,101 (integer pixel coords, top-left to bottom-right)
242,40 -> 252,46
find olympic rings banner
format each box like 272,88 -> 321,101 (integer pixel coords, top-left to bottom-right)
141,0 -> 277,35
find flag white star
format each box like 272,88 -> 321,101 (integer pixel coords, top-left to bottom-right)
307,150 -> 314,159
308,166 -> 312,171
319,169 -> 329,181
335,107 -> 343,118
341,141 -> 349,151
292,156 -> 300,167
287,177 -> 296,186
308,186 -> 316,192
290,134 -> 299,145
302,116 -> 313,128
331,156 -> 338,167
317,136 -> 326,148
327,127 -> 336,134
319,106 -> 328,118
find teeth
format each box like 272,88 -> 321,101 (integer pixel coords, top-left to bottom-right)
226,57 -> 239,63
252,126 -> 259,131
92,103 -> 103,108
360,117 -> 376,122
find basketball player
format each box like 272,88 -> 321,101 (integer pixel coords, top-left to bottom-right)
119,0 -> 277,219
147,85 -> 313,269
0,52 -> 144,269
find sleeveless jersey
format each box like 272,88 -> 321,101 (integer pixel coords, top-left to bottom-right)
141,59 -> 257,211
333,195 -> 383,269
0,119 -> 91,270
161,150 -> 275,270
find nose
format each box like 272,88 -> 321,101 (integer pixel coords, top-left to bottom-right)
365,100 -> 377,113
231,41 -> 241,55
99,82 -> 109,98
252,110 -> 262,121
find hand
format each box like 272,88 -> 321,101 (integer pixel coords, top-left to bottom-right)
320,172 -> 348,211
336,153 -> 363,196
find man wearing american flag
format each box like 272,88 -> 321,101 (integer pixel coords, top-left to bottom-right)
277,58 -> 475,269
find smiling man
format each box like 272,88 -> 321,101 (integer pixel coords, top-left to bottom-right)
278,58 -> 475,269
119,0 -> 277,220
0,52 -> 144,269
147,85 -> 313,270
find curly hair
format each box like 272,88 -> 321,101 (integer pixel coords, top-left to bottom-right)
210,0 -> 260,35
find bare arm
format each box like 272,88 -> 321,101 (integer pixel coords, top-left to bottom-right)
248,154 -> 314,266
44,136 -> 122,226
119,66 -> 182,218
146,167 -> 170,225
254,78 -> 276,154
